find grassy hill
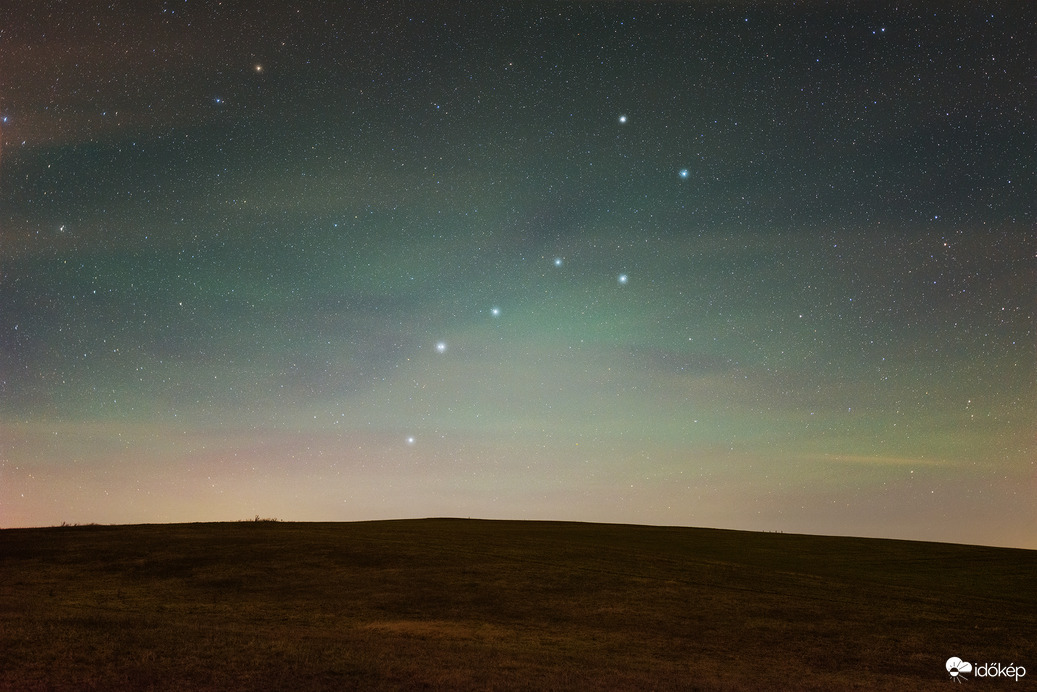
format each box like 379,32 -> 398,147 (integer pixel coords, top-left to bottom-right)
1,519 -> 1033,690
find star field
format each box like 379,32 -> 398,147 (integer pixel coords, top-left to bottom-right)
0,1 -> 1033,547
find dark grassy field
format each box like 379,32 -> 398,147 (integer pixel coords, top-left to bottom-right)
1,519 -> 1033,691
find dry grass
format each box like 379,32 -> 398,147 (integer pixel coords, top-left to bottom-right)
1,519 -> 1033,690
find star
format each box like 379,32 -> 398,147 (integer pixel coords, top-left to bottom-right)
618,114 -> 628,124
678,169 -> 690,179
554,257 -> 564,267
490,307 -> 501,317
406,436 -> 416,445
435,341 -> 447,353
618,273 -> 629,285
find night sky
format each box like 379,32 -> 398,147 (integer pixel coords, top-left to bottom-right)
1,1 -> 1033,548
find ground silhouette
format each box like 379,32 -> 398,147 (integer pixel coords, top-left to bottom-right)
1,519 -> 1033,690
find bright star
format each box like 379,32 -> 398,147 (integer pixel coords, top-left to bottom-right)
618,114 -> 628,124
406,436 -> 416,445
618,274 -> 629,285
435,341 -> 447,353
490,307 -> 501,317
679,169 -> 689,179
554,257 -> 563,267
